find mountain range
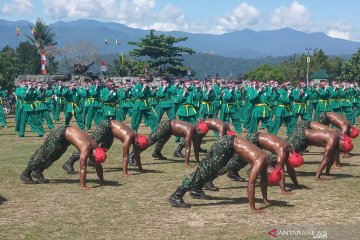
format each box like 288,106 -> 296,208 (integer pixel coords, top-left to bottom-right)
1,19 -> 360,58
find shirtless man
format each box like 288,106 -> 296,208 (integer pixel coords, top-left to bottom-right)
168,135 -> 283,213
316,112 -> 358,137
133,120 -> 208,165
62,120 -> 148,176
20,126 -> 107,189
287,121 -> 353,181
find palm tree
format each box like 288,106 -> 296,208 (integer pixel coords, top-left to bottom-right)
25,18 -> 57,51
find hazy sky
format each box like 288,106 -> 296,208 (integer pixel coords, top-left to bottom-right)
1,0 -> 359,41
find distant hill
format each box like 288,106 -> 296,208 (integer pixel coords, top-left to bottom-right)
1,19 -> 360,58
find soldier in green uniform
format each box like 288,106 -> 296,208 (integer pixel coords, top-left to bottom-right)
176,80 -> 197,124
20,125 -> 107,188
156,79 -> 175,123
220,82 -> 242,134
247,82 -> 273,133
86,79 -> 103,130
168,135 -> 281,213
328,81 -> 341,114
17,81 -> 44,137
353,82 -> 360,121
340,82 -> 356,124
212,79 -> 223,118
34,82 -> 53,130
14,80 -> 27,132
100,80 -> 117,120
131,77 -> 157,131
313,80 -> 331,120
270,81 -> 294,136
291,81 -> 310,123
116,81 -> 133,121
0,84 -> 8,128
53,80 -> 67,122
192,80 -> 202,115
199,80 -> 215,119
63,82 -> 85,130
242,81 -> 255,131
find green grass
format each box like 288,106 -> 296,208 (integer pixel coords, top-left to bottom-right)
0,114 -> 360,240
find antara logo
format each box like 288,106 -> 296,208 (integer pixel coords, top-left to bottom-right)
268,228 -> 278,238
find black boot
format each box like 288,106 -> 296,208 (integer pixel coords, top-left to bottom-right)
203,181 -> 219,192
227,171 -> 245,182
168,186 -> 191,208
20,166 -> 37,184
152,151 -> 168,160
173,145 -> 185,158
128,152 -> 136,166
62,155 -> 79,174
189,189 -> 212,200
31,168 -> 50,184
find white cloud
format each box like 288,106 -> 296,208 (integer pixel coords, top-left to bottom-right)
271,1 -> 311,30
1,0 -> 33,16
327,30 -> 350,40
214,3 -> 260,34
43,0 -> 119,19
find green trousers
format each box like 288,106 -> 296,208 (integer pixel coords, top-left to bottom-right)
131,108 -> 157,132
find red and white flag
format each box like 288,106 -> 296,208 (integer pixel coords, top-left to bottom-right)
99,60 -> 107,73
41,50 -> 47,75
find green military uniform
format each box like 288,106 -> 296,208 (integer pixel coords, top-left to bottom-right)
0,87 -> 7,127
15,85 -> 26,132
17,86 -> 44,137
291,88 -> 310,123
100,87 -> 117,120
314,88 -> 331,121
328,86 -> 341,114
156,85 -> 175,123
199,87 -> 215,119
247,87 -> 272,133
243,86 -> 254,130
34,88 -> 53,130
212,83 -> 222,118
176,86 -> 197,124
220,88 -> 242,133
85,84 -> 102,130
270,88 -> 294,136
53,85 -> 67,122
305,86 -> 317,121
131,83 -> 157,131
116,87 -> 133,121
63,87 -> 84,130
353,87 -> 360,121
340,87 -> 355,124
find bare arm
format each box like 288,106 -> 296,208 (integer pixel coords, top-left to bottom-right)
79,149 -> 91,189
184,137 -> 191,165
247,161 -> 265,213
122,141 -> 131,176
192,135 -> 200,162
315,141 -> 338,180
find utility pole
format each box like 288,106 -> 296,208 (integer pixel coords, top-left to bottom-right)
305,48 -> 312,86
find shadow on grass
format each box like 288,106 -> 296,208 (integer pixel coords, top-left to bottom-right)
191,196 -> 293,208
296,171 -> 359,179
49,179 -> 121,186
0,195 -> 7,204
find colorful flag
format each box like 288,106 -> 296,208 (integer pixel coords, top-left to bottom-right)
99,60 -> 107,73
32,27 -> 36,36
115,39 -> 120,45
16,27 -> 20,37
41,50 -> 47,75
104,37 -> 108,45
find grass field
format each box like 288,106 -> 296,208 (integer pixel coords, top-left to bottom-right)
0,114 -> 360,240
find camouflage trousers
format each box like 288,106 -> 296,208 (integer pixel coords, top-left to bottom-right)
287,121 -> 310,153
217,154 -> 249,175
27,126 -> 70,169
181,136 -> 235,191
148,120 -> 172,153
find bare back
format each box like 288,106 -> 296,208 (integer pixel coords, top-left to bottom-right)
204,119 -> 228,136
